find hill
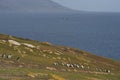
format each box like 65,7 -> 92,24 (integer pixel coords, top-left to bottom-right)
0,0 -> 74,13
0,34 -> 120,80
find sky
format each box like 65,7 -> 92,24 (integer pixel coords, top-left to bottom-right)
52,0 -> 120,12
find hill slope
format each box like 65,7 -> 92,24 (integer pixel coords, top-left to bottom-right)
0,0 -> 73,13
0,34 -> 120,80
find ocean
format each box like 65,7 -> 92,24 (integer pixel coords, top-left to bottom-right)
0,13 -> 120,60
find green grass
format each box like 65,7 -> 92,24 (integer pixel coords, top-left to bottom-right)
0,34 -> 120,80
0,77 -> 9,80
0,67 -> 119,80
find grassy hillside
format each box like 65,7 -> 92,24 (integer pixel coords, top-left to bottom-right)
0,34 -> 120,80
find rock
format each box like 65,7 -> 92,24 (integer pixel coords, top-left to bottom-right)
46,67 -> 56,71
25,47 -> 34,52
27,73 -> 35,78
42,42 -> 52,46
36,46 -> 40,49
61,69 -> 66,71
43,54 -> 46,57
8,40 -> 21,46
62,63 -> 65,66
22,43 -> 35,48
54,52 -> 61,55
2,40 -> 6,43
52,57 -> 56,60
49,51 -> 53,54
0,40 -> 6,44
73,69 -> 78,72
19,65 -> 23,68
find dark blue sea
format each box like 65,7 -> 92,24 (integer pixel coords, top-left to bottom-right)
0,13 -> 120,60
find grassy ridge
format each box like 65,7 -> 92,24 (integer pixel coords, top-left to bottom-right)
0,34 -> 120,80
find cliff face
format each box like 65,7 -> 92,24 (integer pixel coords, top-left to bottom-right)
0,0 -> 73,13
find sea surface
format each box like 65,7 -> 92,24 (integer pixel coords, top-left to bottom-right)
0,13 -> 120,60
